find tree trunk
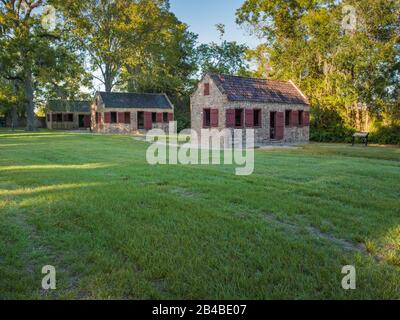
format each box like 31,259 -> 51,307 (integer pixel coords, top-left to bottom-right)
24,70 -> 36,131
104,79 -> 113,92
11,106 -> 18,130
104,63 -> 113,92
11,80 -> 19,130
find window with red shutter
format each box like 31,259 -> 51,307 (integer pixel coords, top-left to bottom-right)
204,83 -> 210,96
156,113 -> 163,123
168,113 -> 174,122
163,113 -> 168,123
226,109 -> 235,128
63,114 -> 73,122
211,109 -> 219,127
245,109 -> 254,127
235,109 -> 244,128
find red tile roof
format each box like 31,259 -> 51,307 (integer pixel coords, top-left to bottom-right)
209,74 -> 309,105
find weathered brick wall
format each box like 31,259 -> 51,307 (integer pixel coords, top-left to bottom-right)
228,101 -> 310,144
191,75 -> 310,145
92,99 -> 173,134
191,74 -> 228,134
46,112 -> 90,130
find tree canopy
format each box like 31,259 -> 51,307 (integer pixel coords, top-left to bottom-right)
237,0 -> 400,130
0,0 -> 91,129
197,24 -> 249,76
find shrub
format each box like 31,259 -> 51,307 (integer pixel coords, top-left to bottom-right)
369,125 -> 400,145
310,124 -> 355,143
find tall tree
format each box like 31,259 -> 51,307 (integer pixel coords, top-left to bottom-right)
57,0 -> 198,95
0,0 -> 89,130
197,24 -> 249,76
237,0 -> 400,129
54,0 -> 130,92
121,1 -> 198,95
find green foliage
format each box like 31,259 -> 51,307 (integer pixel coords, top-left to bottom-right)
310,104 -> 355,143
237,0 -> 400,140
0,0 -> 91,129
171,96 -> 191,132
55,0 -> 197,129
310,123 -> 355,143
370,125 -> 400,145
196,25 -> 250,75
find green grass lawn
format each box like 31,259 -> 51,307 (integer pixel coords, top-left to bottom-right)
0,131 -> 399,299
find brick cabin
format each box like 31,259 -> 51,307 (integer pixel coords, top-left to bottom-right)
46,100 -> 91,130
191,73 -> 310,145
91,92 -> 174,134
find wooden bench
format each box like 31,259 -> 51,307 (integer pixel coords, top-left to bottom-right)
352,132 -> 369,147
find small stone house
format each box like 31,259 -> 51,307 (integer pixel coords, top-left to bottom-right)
191,73 -> 310,145
91,92 -> 174,134
46,100 -> 91,130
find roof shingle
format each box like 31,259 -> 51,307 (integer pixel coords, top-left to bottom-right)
209,74 -> 309,105
98,92 -> 173,110
47,100 -> 91,113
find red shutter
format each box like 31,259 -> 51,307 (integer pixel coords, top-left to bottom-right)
168,113 -> 174,122
304,111 -> 310,126
104,112 -> 111,124
245,109 -> 254,127
84,115 -> 91,128
226,109 -> 235,128
144,112 -> 153,130
211,109 -> 219,127
117,112 -> 124,124
276,112 -> 284,140
156,113 -> 163,123
291,110 -> 299,127
98,113 -> 102,124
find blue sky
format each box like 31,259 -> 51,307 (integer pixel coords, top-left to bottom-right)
169,0 -> 261,48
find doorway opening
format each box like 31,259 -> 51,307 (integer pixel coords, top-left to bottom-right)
270,112 -> 276,139
138,112 -> 144,129
79,115 -> 85,128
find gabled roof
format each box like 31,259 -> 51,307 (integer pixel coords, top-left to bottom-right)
208,73 -> 309,105
97,92 -> 173,110
47,100 -> 91,113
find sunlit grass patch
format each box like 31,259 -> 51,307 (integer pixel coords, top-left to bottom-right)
0,132 -> 399,299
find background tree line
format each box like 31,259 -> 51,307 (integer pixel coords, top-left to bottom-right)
237,0 -> 400,144
0,0 -> 248,131
1,0 -> 399,144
